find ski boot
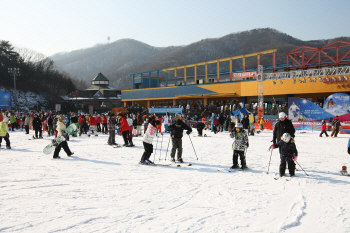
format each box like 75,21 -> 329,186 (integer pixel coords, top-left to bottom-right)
176,158 -> 184,163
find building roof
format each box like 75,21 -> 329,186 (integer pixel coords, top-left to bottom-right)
83,85 -> 117,91
92,72 -> 109,81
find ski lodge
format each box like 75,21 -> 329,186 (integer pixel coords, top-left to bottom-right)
121,41 -> 350,111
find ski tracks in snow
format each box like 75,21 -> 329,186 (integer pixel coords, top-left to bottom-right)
277,195 -> 306,232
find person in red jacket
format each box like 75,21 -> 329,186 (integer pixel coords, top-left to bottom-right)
319,120 -> 329,137
102,114 -> 108,134
96,114 -> 101,132
88,115 -> 97,136
118,112 -> 134,147
79,115 -> 88,135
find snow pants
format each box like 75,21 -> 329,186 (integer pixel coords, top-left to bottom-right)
107,130 -> 116,144
25,125 -> 29,134
280,154 -> 295,176
319,130 -> 328,137
331,127 -> 339,137
53,141 -> 72,158
197,127 -> 203,136
141,142 -> 153,161
170,138 -> 182,159
96,123 -> 101,132
122,130 -> 132,145
0,136 -> 10,147
233,150 -> 246,167
34,127 -> 42,138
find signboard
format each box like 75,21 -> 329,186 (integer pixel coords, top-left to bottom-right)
288,97 -> 334,121
148,108 -> 182,114
55,104 -> 61,112
0,92 -> 12,106
230,71 -> 257,79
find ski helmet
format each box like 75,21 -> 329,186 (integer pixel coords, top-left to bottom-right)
236,123 -> 243,128
281,133 -> 291,142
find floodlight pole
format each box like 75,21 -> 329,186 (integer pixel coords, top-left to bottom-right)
8,68 -> 20,109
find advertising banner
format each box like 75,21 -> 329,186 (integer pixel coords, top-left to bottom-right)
149,108 -> 182,114
0,92 -> 12,106
288,97 -> 334,121
230,71 -> 257,79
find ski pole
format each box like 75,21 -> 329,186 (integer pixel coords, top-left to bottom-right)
267,149 -> 273,174
159,133 -> 163,161
295,161 -> 309,176
188,134 -> 198,160
165,136 -> 171,160
153,135 -> 159,162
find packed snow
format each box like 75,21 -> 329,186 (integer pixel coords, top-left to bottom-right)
1,128 -> 350,232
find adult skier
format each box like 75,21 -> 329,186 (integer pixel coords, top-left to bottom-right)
272,112 -> 295,145
230,123 -> 248,169
139,119 -> 161,165
107,113 -> 118,146
118,112 -> 134,147
167,115 -> 192,163
32,113 -> 43,139
331,115 -> 341,137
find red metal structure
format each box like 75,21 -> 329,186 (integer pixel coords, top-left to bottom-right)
286,40 -> 350,70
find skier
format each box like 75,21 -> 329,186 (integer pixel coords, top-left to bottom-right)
10,113 -> 17,131
196,122 -> 205,136
319,120 -> 329,137
32,113 -> 43,139
102,114 -> 108,134
272,112 -> 295,145
230,123 -> 248,169
53,115 -> 74,159
331,115 -> 341,137
0,116 -> 11,149
289,102 -> 300,118
167,115 -> 192,163
271,133 -> 297,177
139,119 -> 161,165
241,114 -> 250,133
107,113 -> 118,146
78,114 -> 88,136
163,112 -> 170,132
118,112 -> 134,147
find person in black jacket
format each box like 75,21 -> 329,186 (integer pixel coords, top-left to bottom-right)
32,114 -> 43,139
167,115 -> 192,163
47,115 -> 54,136
272,112 -> 295,145
218,113 -> 225,132
196,122 -> 205,136
241,114 -> 250,131
272,132 -> 298,177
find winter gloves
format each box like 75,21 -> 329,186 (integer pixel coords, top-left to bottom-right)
348,147 -> 350,154
186,130 -> 191,135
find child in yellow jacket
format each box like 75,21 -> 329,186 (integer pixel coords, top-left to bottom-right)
0,117 -> 11,149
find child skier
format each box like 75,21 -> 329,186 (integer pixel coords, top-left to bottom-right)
0,116 -> 11,149
319,120 -> 329,137
230,123 -> 248,169
271,132 -> 297,177
139,119 -> 161,165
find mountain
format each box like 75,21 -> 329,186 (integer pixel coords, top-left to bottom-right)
51,28 -> 350,90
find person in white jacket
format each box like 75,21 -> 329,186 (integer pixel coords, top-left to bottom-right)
163,112 -> 170,132
53,115 -> 73,159
139,118 -> 161,165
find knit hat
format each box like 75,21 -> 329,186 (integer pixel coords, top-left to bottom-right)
59,115 -> 66,120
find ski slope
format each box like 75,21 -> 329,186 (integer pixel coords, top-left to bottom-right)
1,129 -> 350,232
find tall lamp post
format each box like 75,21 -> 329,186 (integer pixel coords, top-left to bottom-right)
8,68 -> 20,109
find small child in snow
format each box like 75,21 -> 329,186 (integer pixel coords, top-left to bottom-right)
319,120 -> 329,137
140,119 -> 161,165
271,132 -> 297,177
230,123 -> 248,169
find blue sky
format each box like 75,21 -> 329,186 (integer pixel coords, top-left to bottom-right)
1,0 -> 349,56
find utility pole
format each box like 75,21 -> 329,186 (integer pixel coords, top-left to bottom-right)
8,68 -> 20,109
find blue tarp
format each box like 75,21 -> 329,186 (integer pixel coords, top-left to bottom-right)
148,108 -> 182,114
232,108 -> 251,118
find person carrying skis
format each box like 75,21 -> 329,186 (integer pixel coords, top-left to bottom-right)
139,119 -> 161,165
0,116 -> 11,149
319,120 -> 329,137
270,133 -> 297,177
53,115 -> 73,159
230,123 -> 248,169
167,115 -> 192,163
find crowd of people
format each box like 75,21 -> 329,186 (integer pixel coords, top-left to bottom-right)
1,108 -> 345,177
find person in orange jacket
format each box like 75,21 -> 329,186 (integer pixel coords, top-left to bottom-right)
118,112 -> 134,147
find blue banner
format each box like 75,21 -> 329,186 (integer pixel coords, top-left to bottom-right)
288,97 -> 334,121
0,92 -> 12,106
323,93 -> 350,116
148,108 -> 182,114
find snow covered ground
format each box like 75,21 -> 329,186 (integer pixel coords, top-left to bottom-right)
1,128 -> 350,232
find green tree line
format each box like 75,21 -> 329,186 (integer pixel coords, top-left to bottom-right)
0,40 -> 76,96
